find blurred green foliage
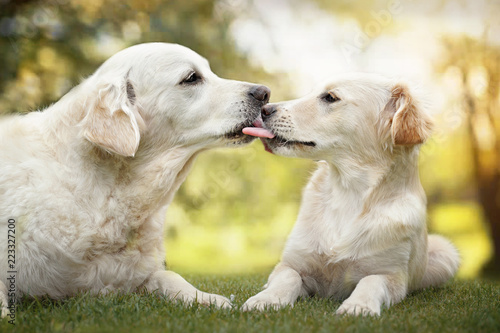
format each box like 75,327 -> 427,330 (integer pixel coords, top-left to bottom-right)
0,0 -> 294,113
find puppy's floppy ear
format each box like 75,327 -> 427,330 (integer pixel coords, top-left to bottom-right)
81,79 -> 144,157
383,83 -> 433,146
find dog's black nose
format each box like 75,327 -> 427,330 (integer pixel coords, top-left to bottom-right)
249,85 -> 271,104
261,104 -> 277,120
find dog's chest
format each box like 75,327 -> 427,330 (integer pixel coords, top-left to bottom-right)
281,165 -> 368,298
282,202 -> 363,299
292,181 -> 363,255
287,249 -> 356,299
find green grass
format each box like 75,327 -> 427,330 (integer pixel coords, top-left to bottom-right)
2,274 -> 499,333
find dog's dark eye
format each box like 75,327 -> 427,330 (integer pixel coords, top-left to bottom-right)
181,72 -> 202,85
322,92 -> 340,103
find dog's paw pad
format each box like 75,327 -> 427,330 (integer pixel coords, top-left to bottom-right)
171,292 -> 233,309
336,301 -> 380,316
241,295 -> 287,311
197,293 -> 233,309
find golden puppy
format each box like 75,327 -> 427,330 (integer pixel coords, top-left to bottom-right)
242,73 -> 459,316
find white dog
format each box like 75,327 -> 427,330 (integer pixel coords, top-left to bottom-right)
242,73 -> 459,316
0,42 -> 270,317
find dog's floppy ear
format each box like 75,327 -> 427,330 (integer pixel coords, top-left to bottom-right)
81,79 -> 143,157
384,83 -> 433,146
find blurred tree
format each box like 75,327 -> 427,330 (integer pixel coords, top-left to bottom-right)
0,0 -> 286,113
439,35 -> 500,276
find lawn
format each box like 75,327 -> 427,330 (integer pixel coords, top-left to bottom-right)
2,274 -> 499,333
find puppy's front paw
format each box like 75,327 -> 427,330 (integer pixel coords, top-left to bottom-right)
336,299 -> 381,316
241,293 -> 290,311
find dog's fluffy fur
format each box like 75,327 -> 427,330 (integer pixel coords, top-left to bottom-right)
242,73 -> 460,316
0,42 -> 270,316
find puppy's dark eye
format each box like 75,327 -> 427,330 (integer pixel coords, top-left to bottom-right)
181,72 -> 202,85
322,92 -> 340,103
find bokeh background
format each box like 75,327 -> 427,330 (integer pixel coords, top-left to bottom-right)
1,0 -> 498,279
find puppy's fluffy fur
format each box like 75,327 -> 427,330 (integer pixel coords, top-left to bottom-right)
0,42 -> 270,316
242,73 -> 459,316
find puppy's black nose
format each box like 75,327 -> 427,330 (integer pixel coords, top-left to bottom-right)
249,85 -> 271,104
261,104 -> 277,120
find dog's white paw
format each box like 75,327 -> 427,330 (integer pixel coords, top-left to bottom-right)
241,293 -> 290,311
0,281 -> 9,319
198,293 -> 233,309
336,299 -> 381,316
174,292 -> 233,309
1,306 -> 8,319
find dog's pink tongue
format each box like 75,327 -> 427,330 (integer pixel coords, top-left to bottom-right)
242,127 -> 275,139
242,118 -> 275,139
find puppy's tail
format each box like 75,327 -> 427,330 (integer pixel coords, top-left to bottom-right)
419,234 -> 460,289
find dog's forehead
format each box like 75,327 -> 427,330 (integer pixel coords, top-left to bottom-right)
130,43 -> 206,61
161,48 -> 212,79
143,43 -> 211,71
164,44 -> 210,68
96,43 -> 212,79
321,74 -> 392,93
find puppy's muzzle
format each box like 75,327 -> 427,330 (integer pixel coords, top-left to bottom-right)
261,104 -> 277,120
